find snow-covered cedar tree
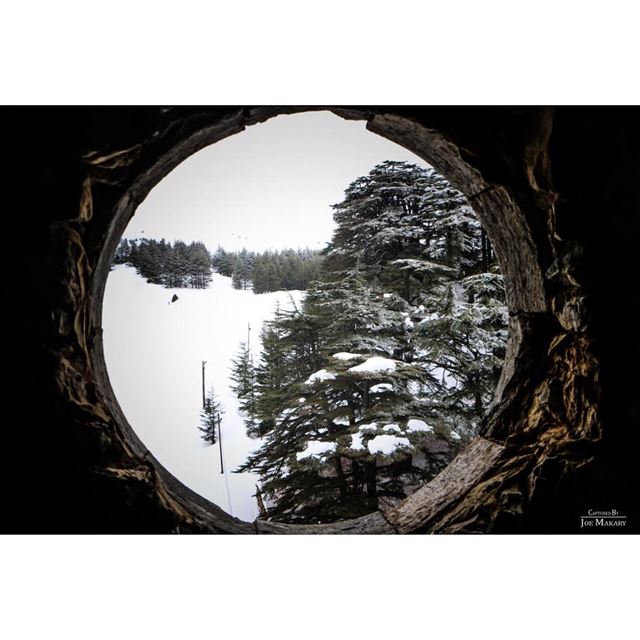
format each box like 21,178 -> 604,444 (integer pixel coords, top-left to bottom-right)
236,161 -> 507,523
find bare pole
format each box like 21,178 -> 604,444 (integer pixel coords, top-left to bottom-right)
247,323 -> 256,432
218,412 -> 224,474
216,406 -> 232,515
201,360 -> 207,409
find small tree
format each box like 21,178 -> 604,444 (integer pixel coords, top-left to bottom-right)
230,341 -> 258,437
199,388 -> 224,445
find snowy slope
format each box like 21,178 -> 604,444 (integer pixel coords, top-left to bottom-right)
102,265 -> 304,522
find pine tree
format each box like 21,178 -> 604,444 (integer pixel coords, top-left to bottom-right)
251,305 -> 309,436
251,260 -> 269,294
211,245 -> 230,275
186,241 -> 212,288
199,388 -> 224,446
136,239 -> 164,284
230,340 -> 258,437
231,254 -> 252,290
113,238 -> 131,265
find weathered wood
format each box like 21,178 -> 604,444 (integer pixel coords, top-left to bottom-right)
255,510 -> 395,535
385,437 -> 505,534
154,466 -> 255,534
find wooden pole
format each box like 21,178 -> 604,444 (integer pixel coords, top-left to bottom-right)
247,323 -> 255,431
201,360 -> 207,409
218,413 -> 224,474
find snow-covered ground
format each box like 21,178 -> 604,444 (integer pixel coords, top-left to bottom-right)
102,265 -> 303,522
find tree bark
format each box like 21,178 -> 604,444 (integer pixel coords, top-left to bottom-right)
365,462 -> 378,509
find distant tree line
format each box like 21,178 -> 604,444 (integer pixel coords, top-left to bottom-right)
211,247 -> 323,293
113,238 -> 323,294
113,238 -> 212,288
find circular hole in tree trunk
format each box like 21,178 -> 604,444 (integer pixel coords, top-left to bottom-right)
96,110 -> 513,530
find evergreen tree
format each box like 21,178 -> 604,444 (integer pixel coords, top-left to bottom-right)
251,304 -> 311,436
186,241 -> 212,288
113,238 -> 131,265
251,260 -> 270,294
231,253 -> 252,290
230,340 -> 258,437
136,239 -> 164,284
238,160 -> 507,524
199,388 -> 224,446
212,245 -> 239,277
413,269 -> 507,438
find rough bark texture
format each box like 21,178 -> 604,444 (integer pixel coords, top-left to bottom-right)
385,437 -> 505,534
255,511 -> 395,535
2,106 -> 638,533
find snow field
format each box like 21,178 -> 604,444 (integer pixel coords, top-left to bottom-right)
102,265 -> 303,522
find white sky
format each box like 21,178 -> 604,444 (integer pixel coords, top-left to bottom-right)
124,110 -> 432,252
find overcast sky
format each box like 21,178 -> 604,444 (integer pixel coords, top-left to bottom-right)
124,111 -> 432,252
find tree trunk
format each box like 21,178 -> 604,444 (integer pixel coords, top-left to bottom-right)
334,456 -> 349,500
365,462 -> 378,509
